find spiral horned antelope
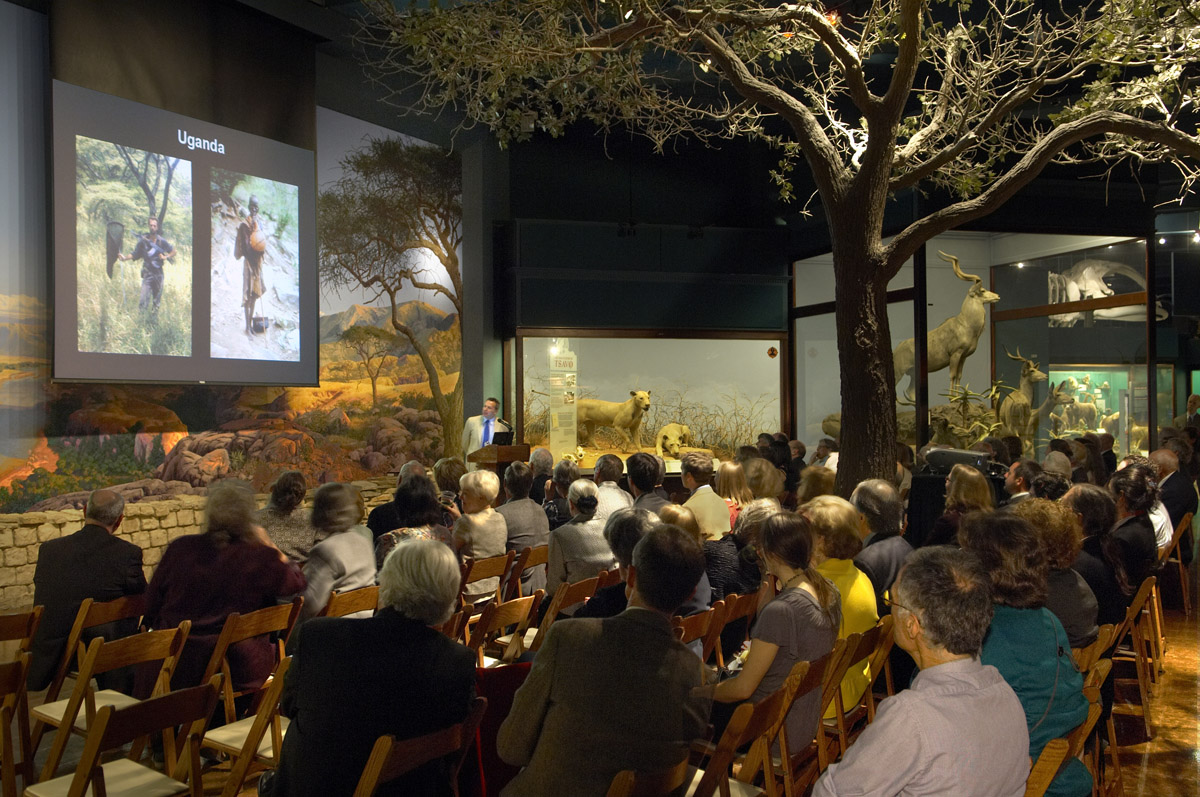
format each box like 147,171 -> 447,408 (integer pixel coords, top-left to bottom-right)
996,348 -> 1048,452
893,252 -> 1000,402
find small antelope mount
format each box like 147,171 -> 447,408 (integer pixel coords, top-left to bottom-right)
997,347 -> 1048,442
893,252 -> 1000,402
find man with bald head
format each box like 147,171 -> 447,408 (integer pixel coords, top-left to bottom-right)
1149,448 -> 1197,557
29,489 -> 147,690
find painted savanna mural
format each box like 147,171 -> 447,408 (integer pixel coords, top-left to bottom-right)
0,109 -> 463,512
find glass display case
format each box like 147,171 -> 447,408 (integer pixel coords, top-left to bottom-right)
517,331 -> 784,467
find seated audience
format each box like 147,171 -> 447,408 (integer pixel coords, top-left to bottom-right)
574,508 -> 659,619
1062,484 -> 1130,627
257,471 -> 313,563
813,546 -> 1030,797
682,451 -> 733,539
805,495 -> 879,717
142,480 -> 304,693
498,526 -> 710,795
528,446 -> 554,504
1042,450 -> 1073,481
849,479 -> 912,616
706,499 -> 776,661
698,512 -> 839,753
1149,447 -> 1197,532
545,479 -> 616,601
795,464 -> 835,505
1076,434 -> 1110,485
1099,433 -> 1118,474
959,512 -> 1091,797
373,476 -> 454,570
365,461 -> 427,542
744,456 -> 787,502
300,483 -> 377,620
1008,498 -> 1099,647
265,539 -> 475,797
925,463 -> 992,547
714,461 -> 753,529
593,454 -> 634,521
627,452 -> 670,514
811,437 -> 839,470
1003,458 -> 1041,505
453,470 -> 509,603
30,488 -> 147,692
1030,470 -> 1071,501
543,459 -> 580,531
432,456 -> 467,527
655,505 -> 713,616
733,445 -> 762,464
1001,435 -> 1024,464
982,434 -> 1013,467
1108,461 -> 1162,587
498,461 -> 552,595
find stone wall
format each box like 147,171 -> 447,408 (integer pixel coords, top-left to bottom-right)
0,479 -> 395,614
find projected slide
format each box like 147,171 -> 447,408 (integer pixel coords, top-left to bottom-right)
76,136 -> 193,357
52,81 -> 317,385
210,170 -> 300,361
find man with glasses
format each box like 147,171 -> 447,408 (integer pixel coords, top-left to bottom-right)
813,547 -> 1029,796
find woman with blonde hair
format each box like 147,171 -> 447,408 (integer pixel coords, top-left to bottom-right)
744,456 -> 785,500
802,495 -> 879,718
925,463 -> 994,547
795,465 -> 835,504
659,504 -> 703,545
714,461 -> 754,528
453,470 -> 508,602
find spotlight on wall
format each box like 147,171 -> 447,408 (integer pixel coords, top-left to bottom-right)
1159,237 -> 1167,245
1016,262 -> 1025,269
1193,231 -> 1200,244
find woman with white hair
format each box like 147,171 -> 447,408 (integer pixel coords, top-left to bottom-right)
545,479 -> 617,601
300,483 -> 377,620
266,539 -> 476,797
453,469 -> 509,602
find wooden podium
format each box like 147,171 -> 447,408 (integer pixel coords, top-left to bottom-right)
467,444 -> 530,476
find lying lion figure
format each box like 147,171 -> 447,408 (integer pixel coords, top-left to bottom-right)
656,423 -> 692,459
577,390 -> 651,452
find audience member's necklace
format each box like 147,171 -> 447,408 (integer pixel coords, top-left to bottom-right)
780,571 -> 805,591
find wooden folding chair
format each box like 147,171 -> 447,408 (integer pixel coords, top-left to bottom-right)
203,656 -> 292,797
468,592 -> 544,666
739,653 -> 832,797
199,598 -> 303,726
688,682 -> 789,797
714,592 -> 759,668
526,575 -> 603,653
1071,623 -> 1117,672
1084,659 -> 1124,797
1164,511 -> 1193,616
857,615 -> 895,724
32,594 -> 146,753
0,653 -> 30,797
606,753 -> 690,797
352,696 -> 487,797
506,545 -> 549,601
824,624 -> 883,757
33,622 -> 191,782
787,639 -> 853,794
597,569 -> 623,589
672,602 -> 725,664
438,608 -> 471,643
318,585 -> 379,618
1025,738 -> 1069,797
0,609 -> 40,788
25,678 -> 220,797
1111,577 -> 1155,738
461,551 -> 516,606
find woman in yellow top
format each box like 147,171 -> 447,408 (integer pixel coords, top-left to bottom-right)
802,495 -> 880,717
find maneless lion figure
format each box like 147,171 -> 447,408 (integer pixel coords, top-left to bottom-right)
577,390 -> 651,452
655,423 -> 692,459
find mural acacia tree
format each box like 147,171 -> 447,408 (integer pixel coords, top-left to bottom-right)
339,325 -> 398,409
320,138 -> 465,456
359,0 -> 1200,491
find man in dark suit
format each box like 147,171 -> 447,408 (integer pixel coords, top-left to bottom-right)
1098,433 -> 1118,476
498,461 -> 551,594
627,452 -> 670,514
365,461 -> 427,541
1150,448 -> 1196,565
29,489 -> 146,691
1002,459 -> 1040,506
498,525 -> 711,795
267,539 -> 476,797
528,447 -> 554,505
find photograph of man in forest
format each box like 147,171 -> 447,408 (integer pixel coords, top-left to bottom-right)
117,215 -> 176,312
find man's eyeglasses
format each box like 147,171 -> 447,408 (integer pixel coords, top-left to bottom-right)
882,593 -> 913,615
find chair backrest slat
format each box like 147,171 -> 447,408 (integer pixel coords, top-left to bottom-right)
200,599 -> 302,684
91,622 -> 190,676
321,586 -> 380,618
606,754 -> 690,797
0,607 -> 42,652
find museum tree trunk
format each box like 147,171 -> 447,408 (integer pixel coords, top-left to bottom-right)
831,248 -> 898,497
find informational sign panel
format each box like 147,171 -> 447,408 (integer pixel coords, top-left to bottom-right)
547,340 -> 578,462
